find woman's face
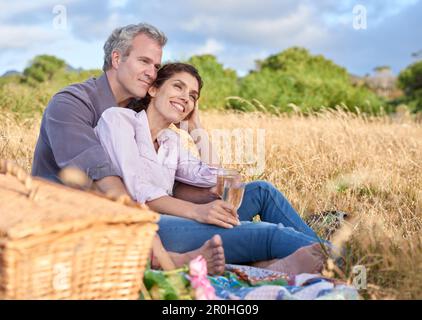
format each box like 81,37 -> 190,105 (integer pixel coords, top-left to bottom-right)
148,72 -> 199,124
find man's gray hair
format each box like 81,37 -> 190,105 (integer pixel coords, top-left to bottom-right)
103,23 -> 167,71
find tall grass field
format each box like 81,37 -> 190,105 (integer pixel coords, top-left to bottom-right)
1,107 -> 421,299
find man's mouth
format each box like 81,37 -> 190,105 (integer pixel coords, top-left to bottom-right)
170,101 -> 185,113
139,79 -> 151,86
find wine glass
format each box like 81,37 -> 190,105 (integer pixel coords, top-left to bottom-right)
222,179 -> 245,210
216,168 -> 241,199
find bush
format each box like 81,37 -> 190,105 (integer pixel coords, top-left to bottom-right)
22,55 -> 66,85
229,47 -> 385,114
187,55 -> 239,109
1,65 -> 102,118
0,51 -> 391,117
398,60 -> 422,113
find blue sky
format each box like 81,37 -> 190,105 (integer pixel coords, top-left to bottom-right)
0,0 -> 421,77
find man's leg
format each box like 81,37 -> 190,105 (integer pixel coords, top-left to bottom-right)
238,180 -> 321,241
251,243 -> 327,275
158,214 -> 320,264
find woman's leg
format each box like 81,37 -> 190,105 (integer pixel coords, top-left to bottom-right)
158,214 -> 320,264
238,180 -> 320,241
151,234 -> 226,275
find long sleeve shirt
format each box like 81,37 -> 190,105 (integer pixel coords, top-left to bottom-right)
94,107 -> 218,203
31,74 -> 120,182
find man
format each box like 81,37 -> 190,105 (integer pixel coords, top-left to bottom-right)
31,23 -> 225,274
32,23 -> 212,200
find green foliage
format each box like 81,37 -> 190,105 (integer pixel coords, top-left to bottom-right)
143,268 -> 192,300
0,65 -> 102,119
398,60 -> 422,112
0,82 -> 55,118
373,65 -> 391,72
22,55 -> 67,85
229,47 -> 384,114
0,49 -> 402,118
187,54 -> 239,109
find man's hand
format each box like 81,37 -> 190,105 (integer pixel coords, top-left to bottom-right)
192,200 -> 240,229
173,182 -> 220,204
93,175 -> 130,199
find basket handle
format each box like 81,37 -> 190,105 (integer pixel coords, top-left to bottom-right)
0,159 -> 33,194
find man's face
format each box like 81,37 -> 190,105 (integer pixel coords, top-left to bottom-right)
114,33 -> 163,100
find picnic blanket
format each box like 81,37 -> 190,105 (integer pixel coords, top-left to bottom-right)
210,264 -> 360,300
142,263 -> 360,300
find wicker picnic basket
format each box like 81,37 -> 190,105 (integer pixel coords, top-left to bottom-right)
0,160 -> 159,300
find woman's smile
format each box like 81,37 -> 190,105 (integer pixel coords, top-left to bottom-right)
169,100 -> 186,113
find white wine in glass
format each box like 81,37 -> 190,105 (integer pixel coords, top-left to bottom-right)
216,168 -> 241,198
222,180 -> 245,210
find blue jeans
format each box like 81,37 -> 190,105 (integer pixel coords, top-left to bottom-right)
158,180 -> 324,264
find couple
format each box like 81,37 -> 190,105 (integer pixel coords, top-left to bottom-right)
32,23 -> 329,275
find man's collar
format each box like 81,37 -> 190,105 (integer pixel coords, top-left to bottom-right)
97,73 -> 118,109
98,73 -> 138,109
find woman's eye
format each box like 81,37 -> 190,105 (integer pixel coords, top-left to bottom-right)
189,95 -> 196,101
174,84 -> 181,90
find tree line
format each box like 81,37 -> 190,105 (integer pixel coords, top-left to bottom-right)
2,47 -> 421,115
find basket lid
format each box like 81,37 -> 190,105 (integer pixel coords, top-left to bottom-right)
0,173 -> 159,240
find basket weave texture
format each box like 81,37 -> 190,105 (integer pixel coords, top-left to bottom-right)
0,166 -> 159,300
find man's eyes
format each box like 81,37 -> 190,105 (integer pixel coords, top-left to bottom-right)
138,58 -> 157,66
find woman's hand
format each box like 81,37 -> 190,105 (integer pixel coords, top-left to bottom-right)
191,200 -> 240,229
178,103 -> 202,133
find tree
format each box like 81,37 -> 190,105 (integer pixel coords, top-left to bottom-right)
23,55 -> 66,85
187,54 -> 238,109
232,47 -> 383,114
373,65 -> 391,72
398,60 -> 422,112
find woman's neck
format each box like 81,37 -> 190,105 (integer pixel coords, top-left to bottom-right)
146,103 -> 171,142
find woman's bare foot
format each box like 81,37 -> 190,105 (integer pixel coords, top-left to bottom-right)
168,235 -> 225,275
252,243 -> 327,275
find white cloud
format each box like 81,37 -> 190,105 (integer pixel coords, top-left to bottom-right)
108,0 -> 129,9
0,25 -> 64,49
222,49 -> 270,76
180,4 -> 329,49
0,0 -> 420,77
193,38 -> 224,55
1,35 -> 104,74
0,0 -> 80,21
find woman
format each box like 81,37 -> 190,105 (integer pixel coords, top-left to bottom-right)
95,63 -> 328,275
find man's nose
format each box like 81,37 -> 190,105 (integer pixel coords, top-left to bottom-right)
144,65 -> 156,81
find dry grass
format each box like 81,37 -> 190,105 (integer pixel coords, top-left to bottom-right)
1,109 -> 421,299
0,113 -> 40,173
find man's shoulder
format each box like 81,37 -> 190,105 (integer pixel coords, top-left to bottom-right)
53,76 -> 98,103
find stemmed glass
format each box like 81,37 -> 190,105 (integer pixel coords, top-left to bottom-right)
215,168 -> 241,199
222,177 -> 245,211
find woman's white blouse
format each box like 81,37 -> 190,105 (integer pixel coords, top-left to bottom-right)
94,107 -> 217,203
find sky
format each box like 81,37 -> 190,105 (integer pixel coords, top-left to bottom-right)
0,0 -> 421,77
